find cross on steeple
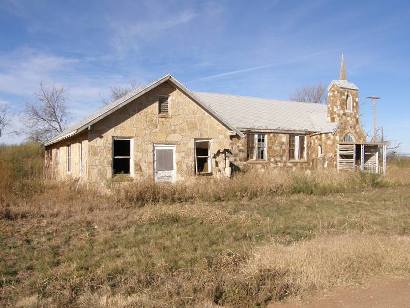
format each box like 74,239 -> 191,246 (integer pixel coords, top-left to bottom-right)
340,53 -> 347,80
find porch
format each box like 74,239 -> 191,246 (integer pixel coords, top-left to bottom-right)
337,142 -> 387,174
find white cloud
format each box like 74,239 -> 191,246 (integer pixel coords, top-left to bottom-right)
0,48 -> 78,97
108,10 -> 196,54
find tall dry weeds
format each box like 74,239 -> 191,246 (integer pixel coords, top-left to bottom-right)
1,144 -> 410,306
240,234 -> 410,302
113,168 -> 390,206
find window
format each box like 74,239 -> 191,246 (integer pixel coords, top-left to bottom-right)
113,138 -> 132,175
79,142 -> 83,176
158,95 -> 169,115
247,133 -> 267,160
289,135 -> 306,160
342,133 -> 355,143
256,134 -> 267,160
195,140 -> 211,174
318,145 -> 323,157
67,144 -> 71,173
346,94 -> 353,112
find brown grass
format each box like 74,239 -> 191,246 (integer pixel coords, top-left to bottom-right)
1,144 -> 410,307
244,234 -> 410,298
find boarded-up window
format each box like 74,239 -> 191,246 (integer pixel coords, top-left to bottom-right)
156,149 -> 174,171
195,140 -> 211,174
289,135 -> 306,160
158,96 -> 169,114
113,139 -> 131,175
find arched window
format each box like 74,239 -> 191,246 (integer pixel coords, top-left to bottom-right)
346,94 -> 353,112
342,133 -> 355,143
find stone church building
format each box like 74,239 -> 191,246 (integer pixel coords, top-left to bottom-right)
44,59 -> 386,183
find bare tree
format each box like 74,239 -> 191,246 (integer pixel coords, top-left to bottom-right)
290,84 -> 326,104
0,103 -> 7,138
25,82 -> 68,143
103,81 -> 141,105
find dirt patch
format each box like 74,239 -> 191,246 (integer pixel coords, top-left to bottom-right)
270,277 -> 410,308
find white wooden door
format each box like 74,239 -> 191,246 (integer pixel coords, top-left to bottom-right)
154,145 -> 176,182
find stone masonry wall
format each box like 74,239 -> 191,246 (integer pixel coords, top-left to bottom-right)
86,81 -> 234,183
47,132 -> 88,181
327,84 -> 366,143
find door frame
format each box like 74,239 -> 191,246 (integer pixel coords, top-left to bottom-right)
153,144 -> 176,182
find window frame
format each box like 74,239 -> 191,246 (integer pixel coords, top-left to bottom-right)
247,133 -> 268,161
342,133 -> 355,143
346,93 -> 353,113
255,133 -> 267,160
66,144 -> 72,174
112,137 -> 134,177
318,144 -> 323,157
289,135 -> 307,161
194,139 -> 212,175
158,95 -> 170,116
79,142 -> 83,176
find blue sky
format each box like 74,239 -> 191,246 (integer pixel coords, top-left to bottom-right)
0,0 -> 409,152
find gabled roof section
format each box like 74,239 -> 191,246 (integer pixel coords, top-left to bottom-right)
45,75 -> 243,146
328,79 -> 359,91
194,92 -> 337,133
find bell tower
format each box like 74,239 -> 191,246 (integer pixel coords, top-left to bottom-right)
327,54 -> 366,143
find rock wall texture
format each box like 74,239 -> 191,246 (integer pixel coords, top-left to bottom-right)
47,132 -> 88,180
327,84 -> 366,143
86,81 -> 233,183
46,79 -> 367,182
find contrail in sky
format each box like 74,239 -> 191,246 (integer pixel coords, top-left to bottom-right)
190,50 -> 332,82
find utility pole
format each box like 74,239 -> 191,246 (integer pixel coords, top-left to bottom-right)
366,96 -> 380,142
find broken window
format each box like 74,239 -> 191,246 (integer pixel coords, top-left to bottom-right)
195,140 -> 211,174
256,134 -> 267,160
67,144 -> 71,173
158,95 -> 169,115
342,133 -> 355,143
247,133 -> 267,160
113,138 -> 131,175
289,135 -> 306,160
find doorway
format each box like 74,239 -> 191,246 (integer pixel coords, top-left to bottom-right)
153,144 -> 176,182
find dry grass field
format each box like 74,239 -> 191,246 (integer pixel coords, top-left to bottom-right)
1,143 -> 410,307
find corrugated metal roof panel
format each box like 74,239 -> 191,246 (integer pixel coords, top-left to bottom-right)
194,92 -> 337,133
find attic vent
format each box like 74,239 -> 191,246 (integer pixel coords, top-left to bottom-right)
158,96 -> 169,115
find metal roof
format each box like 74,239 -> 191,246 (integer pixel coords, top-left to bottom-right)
45,75 -> 337,146
328,79 -> 359,91
194,92 -> 337,133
